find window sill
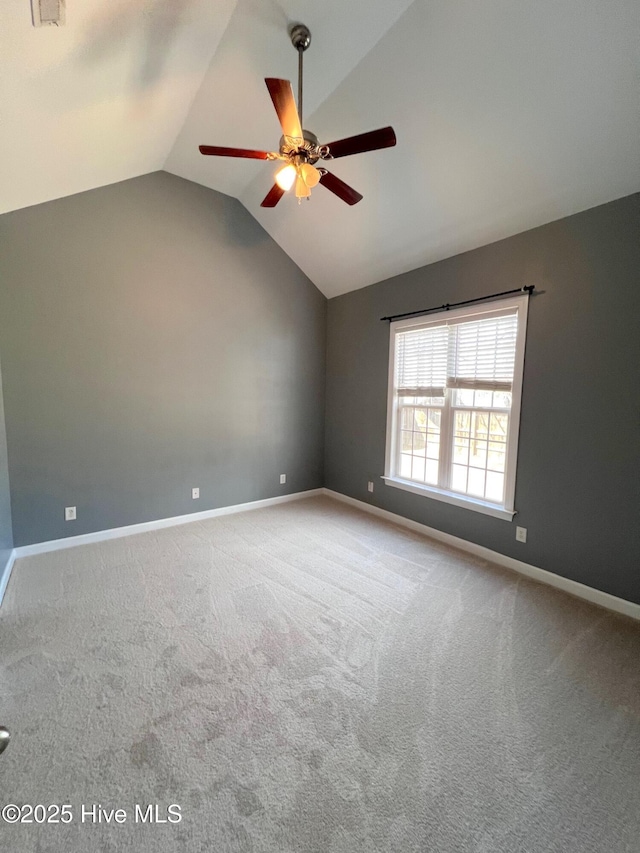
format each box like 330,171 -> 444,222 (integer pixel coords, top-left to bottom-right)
382,476 -> 516,521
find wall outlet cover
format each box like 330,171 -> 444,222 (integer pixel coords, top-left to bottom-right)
65,506 -> 76,521
367,481 -> 374,492
279,474 -> 287,484
192,487 -> 200,499
516,526 -> 527,543
32,0 -> 65,27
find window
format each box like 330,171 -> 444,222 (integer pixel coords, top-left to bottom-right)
384,294 -> 528,520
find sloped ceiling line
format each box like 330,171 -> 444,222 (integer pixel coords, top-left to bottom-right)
2,0 -> 639,299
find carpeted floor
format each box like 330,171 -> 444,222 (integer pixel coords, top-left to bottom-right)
1,495 -> 639,852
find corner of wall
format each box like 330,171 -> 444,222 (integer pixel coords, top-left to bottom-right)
0,358 -> 14,573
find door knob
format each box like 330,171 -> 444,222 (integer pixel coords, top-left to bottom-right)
0,727 -> 9,756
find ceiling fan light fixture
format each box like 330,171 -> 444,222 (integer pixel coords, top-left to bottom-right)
299,163 -> 320,188
275,163 -> 297,191
295,174 -> 311,199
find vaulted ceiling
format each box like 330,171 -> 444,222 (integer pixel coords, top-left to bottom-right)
3,0 -> 640,297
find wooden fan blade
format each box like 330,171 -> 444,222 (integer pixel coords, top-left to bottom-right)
322,126 -> 396,159
261,184 -> 286,208
319,171 -> 363,205
265,78 -> 303,141
199,145 -> 272,159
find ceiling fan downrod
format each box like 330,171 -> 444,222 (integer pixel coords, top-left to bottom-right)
289,24 -> 311,127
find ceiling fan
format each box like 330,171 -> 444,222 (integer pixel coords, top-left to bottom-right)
199,24 -> 396,208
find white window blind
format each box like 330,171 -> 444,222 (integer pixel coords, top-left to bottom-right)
447,312 -> 518,392
395,325 -> 448,397
396,311 -> 518,396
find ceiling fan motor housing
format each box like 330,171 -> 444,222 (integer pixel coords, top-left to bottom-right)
279,130 -> 324,164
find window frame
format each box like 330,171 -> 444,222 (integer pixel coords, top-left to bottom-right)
383,293 -> 529,521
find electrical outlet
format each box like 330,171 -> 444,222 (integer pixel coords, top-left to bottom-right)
192,487 -> 200,499
31,0 -> 66,28
516,526 -> 527,543
279,474 -> 286,484
367,481 -> 374,493
65,506 -> 76,521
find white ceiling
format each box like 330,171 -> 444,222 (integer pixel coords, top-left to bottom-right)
0,0 -> 236,213
3,0 -> 640,298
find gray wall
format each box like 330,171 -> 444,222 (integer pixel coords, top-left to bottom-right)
0,172 -> 326,546
325,193 -> 640,604
0,358 -> 13,572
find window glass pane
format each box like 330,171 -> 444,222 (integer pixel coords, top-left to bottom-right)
414,396 -> 445,406
397,403 -> 442,484
455,410 -> 471,433
413,408 -> 428,433
454,388 -> 475,407
469,440 -> 487,469
401,407 -> 414,429
467,467 -> 486,497
487,443 -> 506,473
455,388 -> 512,410
490,412 -> 508,437
451,464 -> 468,493
425,459 -> 439,485
428,409 -> 441,429
400,454 -> 412,478
485,471 -> 505,503
411,456 -> 426,481
474,389 -> 492,407
453,439 -> 469,464
492,391 -> 512,408
426,440 -> 440,460
472,411 -> 489,438
413,432 -> 426,456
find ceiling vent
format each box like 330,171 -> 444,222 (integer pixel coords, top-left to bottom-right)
31,0 -> 65,27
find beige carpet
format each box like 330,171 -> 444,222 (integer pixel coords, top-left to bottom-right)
1,495 -> 639,852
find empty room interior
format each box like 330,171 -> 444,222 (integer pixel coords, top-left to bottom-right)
1,1 -> 639,851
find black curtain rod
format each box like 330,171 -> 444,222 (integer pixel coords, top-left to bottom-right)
380,285 -> 535,323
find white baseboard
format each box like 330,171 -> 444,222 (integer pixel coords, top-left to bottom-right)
323,489 -> 640,622
7,486 -> 638,623
0,549 -> 17,608
13,489 -> 323,560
